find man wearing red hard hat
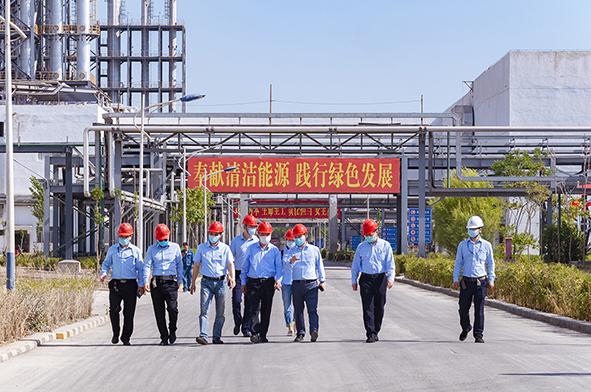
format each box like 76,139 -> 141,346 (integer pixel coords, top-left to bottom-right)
286,223 -> 326,342
144,223 -> 183,346
229,215 -> 259,337
100,223 -> 146,345
351,219 -> 395,343
240,221 -> 283,343
190,221 -> 235,345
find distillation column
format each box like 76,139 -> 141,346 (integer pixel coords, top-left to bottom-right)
49,0 -> 63,79
107,0 -> 121,101
168,0 -> 177,110
141,0 -> 150,106
18,0 -> 35,78
77,0 -> 91,80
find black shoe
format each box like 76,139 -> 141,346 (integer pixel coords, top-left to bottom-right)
243,331 -> 251,337
294,334 -> 304,342
212,339 -> 224,344
375,335 -> 379,342
459,331 -> 468,341
260,337 -> 269,343
122,340 -> 131,346
233,325 -> 240,335
169,332 -> 176,344
366,335 -> 377,343
159,340 -> 168,346
475,336 -> 485,343
310,330 -> 318,342
196,336 -> 208,345
250,334 -> 260,343
111,336 -> 119,344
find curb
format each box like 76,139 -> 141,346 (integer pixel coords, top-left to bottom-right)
0,315 -> 108,363
395,277 -> 591,335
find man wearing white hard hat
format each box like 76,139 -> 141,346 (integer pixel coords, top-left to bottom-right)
452,216 -> 495,343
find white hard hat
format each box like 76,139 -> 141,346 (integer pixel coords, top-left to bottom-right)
466,216 -> 484,229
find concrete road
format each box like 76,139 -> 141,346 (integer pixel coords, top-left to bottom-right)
1,263 -> 591,391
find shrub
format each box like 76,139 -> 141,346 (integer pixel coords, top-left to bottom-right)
542,221 -> 590,263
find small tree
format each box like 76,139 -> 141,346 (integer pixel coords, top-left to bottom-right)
113,188 -> 123,227
28,176 -> 45,244
170,187 -> 214,247
542,220 -> 589,263
431,168 -> 504,254
490,148 -> 552,258
91,187 -> 105,272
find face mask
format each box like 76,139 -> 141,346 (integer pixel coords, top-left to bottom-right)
259,235 -> 271,245
119,238 -> 130,247
158,240 -> 169,247
468,229 -> 479,238
294,237 -> 305,247
286,240 -> 295,248
365,235 -> 377,243
209,235 -> 220,244
247,227 -> 257,236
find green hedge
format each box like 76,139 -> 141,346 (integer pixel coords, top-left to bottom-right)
0,254 -> 97,270
397,254 -> 591,323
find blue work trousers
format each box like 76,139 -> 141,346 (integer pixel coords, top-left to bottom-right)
199,277 -> 227,340
182,265 -> 193,291
281,284 -> 293,326
292,281 -> 319,336
232,271 -> 251,333
458,278 -> 487,338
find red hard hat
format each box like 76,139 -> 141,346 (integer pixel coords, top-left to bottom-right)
242,215 -> 257,226
361,219 -> 379,236
284,229 -> 294,240
208,221 -> 224,233
118,223 -> 133,236
155,223 -> 170,240
257,221 -> 273,234
293,224 -> 308,236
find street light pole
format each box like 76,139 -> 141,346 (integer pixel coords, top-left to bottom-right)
200,166 -> 237,243
5,0 -> 15,290
133,93 -> 205,252
182,146 -> 187,244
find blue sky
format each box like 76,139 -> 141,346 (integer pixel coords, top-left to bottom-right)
119,1 -> 591,113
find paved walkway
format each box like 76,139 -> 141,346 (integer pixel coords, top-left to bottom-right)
1,263 -> 591,391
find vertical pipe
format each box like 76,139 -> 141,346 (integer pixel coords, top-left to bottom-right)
329,194 -> 338,259
418,132 -> 426,257
77,0 -> 91,80
141,0 -> 150,106
18,0 -> 34,78
5,0 -> 15,289
168,0 -> 177,108
107,0 -> 121,100
182,146 -> 187,244
49,0 -> 63,79
398,156 -> 408,255
65,149 -> 73,259
138,94 -> 145,255
44,157 -> 51,258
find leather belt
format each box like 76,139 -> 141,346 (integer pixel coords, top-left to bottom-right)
462,276 -> 487,282
293,279 -> 317,283
203,275 -> 226,282
249,277 -> 273,283
154,275 -> 177,281
361,272 -> 386,279
112,279 -> 135,283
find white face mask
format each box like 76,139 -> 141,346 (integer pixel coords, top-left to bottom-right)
259,234 -> 271,245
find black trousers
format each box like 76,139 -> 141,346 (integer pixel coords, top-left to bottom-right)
359,273 -> 388,338
232,271 -> 251,333
150,278 -> 179,342
108,279 -> 138,342
246,277 -> 275,339
292,280 -> 319,336
458,278 -> 487,338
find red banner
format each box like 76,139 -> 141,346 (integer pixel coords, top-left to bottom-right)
249,206 -> 329,219
187,157 -> 400,194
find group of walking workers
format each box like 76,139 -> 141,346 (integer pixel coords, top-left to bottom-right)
100,214 -> 494,346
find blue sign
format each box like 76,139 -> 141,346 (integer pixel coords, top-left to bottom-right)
314,238 -> 325,249
381,226 -> 397,252
350,235 -> 362,251
408,208 -> 432,244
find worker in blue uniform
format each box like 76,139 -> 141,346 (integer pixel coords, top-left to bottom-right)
190,221 -> 235,345
181,242 -> 195,292
240,221 -> 283,343
229,215 -> 258,337
281,229 -> 296,336
453,215 -> 495,343
351,219 -> 395,343
100,223 -> 146,346
144,223 -> 183,346
286,224 -> 326,343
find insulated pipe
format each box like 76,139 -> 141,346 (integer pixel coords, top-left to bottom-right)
18,0 -> 34,78
141,0 -> 150,105
77,0 -> 91,80
107,0 -> 121,99
49,0 -> 63,79
168,0 -> 177,110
